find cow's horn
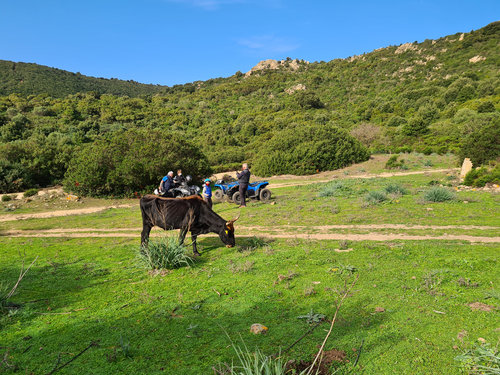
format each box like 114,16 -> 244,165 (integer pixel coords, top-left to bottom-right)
227,211 -> 240,225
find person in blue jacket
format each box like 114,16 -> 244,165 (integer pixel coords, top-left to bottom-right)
202,178 -> 213,208
159,171 -> 175,197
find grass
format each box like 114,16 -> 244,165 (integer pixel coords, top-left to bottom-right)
1,237 -> 499,374
1,161 -> 500,373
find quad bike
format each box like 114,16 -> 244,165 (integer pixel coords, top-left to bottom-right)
154,175 -> 201,198
214,179 -> 271,205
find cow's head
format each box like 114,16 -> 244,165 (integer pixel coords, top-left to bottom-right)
220,212 -> 239,248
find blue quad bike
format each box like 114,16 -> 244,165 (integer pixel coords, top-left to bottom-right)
213,179 -> 271,205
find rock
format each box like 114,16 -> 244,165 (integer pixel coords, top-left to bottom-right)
250,323 -> 268,334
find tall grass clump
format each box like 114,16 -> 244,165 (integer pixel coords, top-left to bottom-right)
214,334 -> 287,375
424,186 -> 456,202
318,180 -> 358,198
1,194 -> 12,202
384,182 -> 409,195
455,342 -> 500,374
137,235 -> 194,270
364,190 -> 387,205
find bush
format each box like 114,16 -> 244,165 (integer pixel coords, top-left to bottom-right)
1,195 -> 12,202
318,180 -> 360,198
63,129 -> 212,197
23,188 -> 38,198
464,166 -> 500,187
136,235 -> 194,270
384,183 -> 409,195
458,117 -> 500,167
364,190 -> 387,204
385,155 -> 405,169
252,124 -> 369,177
424,187 -> 455,202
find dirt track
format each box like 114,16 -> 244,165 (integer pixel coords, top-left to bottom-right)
3,225 -> 500,243
2,167 -> 499,243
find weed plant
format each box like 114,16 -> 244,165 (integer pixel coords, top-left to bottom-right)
364,190 -> 387,205
424,186 -> 456,202
136,235 -> 194,270
384,182 -> 409,195
455,342 -> 500,374
1,195 -> 12,202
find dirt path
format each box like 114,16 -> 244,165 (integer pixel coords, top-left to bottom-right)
0,205 -> 134,222
3,224 -> 500,243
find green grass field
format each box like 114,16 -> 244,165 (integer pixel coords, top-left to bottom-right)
1,160 -> 500,374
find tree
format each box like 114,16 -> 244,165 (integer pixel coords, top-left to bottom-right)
295,90 -> 323,109
401,115 -> 429,136
63,128 -> 211,197
458,117 -> 500,166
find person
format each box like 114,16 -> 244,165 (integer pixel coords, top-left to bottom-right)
202,178 -> 213,208
236,163 -> 250,207
173,169 -> 186,187
159,171 -> 175,197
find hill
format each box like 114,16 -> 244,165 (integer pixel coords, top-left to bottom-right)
1,21 -> 500,194
0,60 -> 166,98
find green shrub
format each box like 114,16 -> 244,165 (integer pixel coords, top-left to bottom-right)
384,183 -> 409,195
23,188 -> 38,198
63,129 -> 211,197
252,124 -> 369,177
364,190 -> 387,204
424,187 -> 455,202
464,165 -> 500,186
458,117 -> 500,167
136,235 -> 194,270
318,179 -> 366,198
1,195 -> 12,202
385,155 -> 405,169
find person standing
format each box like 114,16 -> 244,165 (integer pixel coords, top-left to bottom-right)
202,178 -> 213,208
159,171 -> 175,197
236,163 -> 250,208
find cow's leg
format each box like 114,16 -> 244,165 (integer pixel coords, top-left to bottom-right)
191,234 -> 200,256
141,224 -> 152,249
178,227 -> 188,245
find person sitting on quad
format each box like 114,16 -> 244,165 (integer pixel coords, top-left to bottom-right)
173,169 -> 186,188
159,171 -> 175,197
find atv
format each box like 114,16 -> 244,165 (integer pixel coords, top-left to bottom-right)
214,179 -> 271,205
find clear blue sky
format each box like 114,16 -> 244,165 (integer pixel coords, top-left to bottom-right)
1,0 -> 498,87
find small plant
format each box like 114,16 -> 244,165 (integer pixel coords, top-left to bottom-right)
364,190 -> 387,205
136,235 -> 194,270
119,332 -> 131,357
384,183 -> 409,195
423,160 -> 434,167
23,188 -> 38,198
1,195 -> 12,202
297,309 -> 325,324
455,342 -> 500,374
424,187 -> 455,202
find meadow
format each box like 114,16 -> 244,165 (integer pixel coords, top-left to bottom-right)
1,160 -> 500,374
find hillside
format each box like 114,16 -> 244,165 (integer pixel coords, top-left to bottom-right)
1,21 -> 500,194
0,60 -> 166,98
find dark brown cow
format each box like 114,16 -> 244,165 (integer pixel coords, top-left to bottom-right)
140,195 -> 238,255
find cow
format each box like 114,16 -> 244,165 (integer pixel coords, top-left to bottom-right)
140,194 -> 239,255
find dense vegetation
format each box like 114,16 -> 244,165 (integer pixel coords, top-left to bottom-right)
1,21 -> 500,194
0,60 -> 165,98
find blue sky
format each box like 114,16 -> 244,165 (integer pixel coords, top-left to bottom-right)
0,0 -> 498,87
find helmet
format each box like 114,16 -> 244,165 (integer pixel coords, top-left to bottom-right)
186,175 -> 192,183
204,178 -> 211,183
